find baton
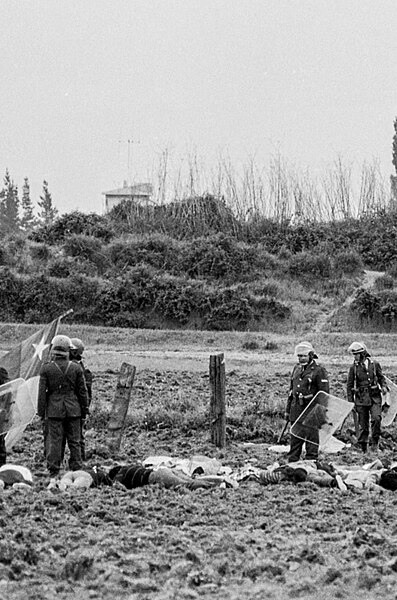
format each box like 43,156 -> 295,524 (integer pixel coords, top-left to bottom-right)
277,421 -> 290,444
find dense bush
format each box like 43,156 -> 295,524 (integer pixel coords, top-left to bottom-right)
30,211 -> 114,244
108,194 -> 241,239
287,251 -> 332,280
62,234 -> 110,274
179,234 -> 257,281
350,289 -> 381,321
374,274 -> 394,291
0,268 -> 25,321
332,250 -> 364,276
107,235 -> 179,272
386,261 -> 397,280
46,256 -> 97,278
4,198 -> 397,331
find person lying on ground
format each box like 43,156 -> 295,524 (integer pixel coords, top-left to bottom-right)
0,464 -> 33,490
47,464 -> 220,491
258,458 -> 388,492
108,464 -> 220,490
49,467 -> 113,490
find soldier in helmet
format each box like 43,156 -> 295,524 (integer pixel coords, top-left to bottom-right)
285,341 -> 330,462
347,341 -> 388,453
37,335 -> 89,478
69,337 -> 93,460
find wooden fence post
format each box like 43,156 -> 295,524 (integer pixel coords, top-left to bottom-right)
108,362 -> 136,452
209,353 -> 226,448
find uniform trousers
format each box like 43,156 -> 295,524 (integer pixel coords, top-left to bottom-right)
356,400 -> 382,446
288,430 -> 319,462
46,418 -> 83,476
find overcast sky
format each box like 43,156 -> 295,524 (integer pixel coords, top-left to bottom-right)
1,0 -> 397,214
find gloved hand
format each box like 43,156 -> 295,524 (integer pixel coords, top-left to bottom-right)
381,385 -> 390,395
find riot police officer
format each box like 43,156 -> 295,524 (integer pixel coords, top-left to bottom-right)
347,341 -> 388,453
285,341 -> 330,462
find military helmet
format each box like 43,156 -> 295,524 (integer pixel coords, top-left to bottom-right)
70,338 -> 84,355
51,335 -> 75,357
348,341 -> 367,355
295,341 -> 315,355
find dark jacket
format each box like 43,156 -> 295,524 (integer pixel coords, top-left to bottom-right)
37,356 -> 89,419
72,358 -> 93,404
286,360 -> 330,423
347,358 -> 386,406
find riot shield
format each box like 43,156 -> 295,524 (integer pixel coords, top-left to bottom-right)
290,391 -> 353,448
381,376 -> 397,427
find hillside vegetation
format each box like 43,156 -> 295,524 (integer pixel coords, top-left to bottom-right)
1,197 -> 397,333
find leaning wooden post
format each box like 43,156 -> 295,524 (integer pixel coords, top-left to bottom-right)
108,362 -> 136,452
209,353 -> 226,448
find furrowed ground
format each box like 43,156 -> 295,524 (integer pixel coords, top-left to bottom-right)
1,328 -> 397,600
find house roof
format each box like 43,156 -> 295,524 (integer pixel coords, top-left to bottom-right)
102,183 -> 153,196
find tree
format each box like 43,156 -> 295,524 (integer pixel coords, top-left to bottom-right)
390,117 -> 397,206
20,177 -> 36,231
38,180 -> 58,226
0,169 -> 20,235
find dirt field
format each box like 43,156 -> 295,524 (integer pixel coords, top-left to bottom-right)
2,331 -> 397,599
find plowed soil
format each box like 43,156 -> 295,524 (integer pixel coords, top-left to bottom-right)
2,342 -> 397,600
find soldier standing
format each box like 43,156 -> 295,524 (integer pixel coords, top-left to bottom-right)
347,342 -> 388,453
37,335 -> 89,478
285,341 -> 330,462
70,337 -> 93,460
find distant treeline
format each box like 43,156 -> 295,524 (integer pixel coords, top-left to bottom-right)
0,196 -> 397,330
31,196 -> 397,270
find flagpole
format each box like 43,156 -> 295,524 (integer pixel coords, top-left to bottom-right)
59,309 -> 74,321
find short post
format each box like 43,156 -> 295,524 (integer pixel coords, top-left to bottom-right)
209,353 -> 226,448
108,362 -> 136,452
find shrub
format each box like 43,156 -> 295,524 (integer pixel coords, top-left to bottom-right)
350,289 -> 381,320
332,250 -> 364,276
180,234 -> 257,281
29,243 -> 52,263
386,262 -> 397,280
108,194 -> 241,239
107,234 -> 179,272
250,280 -> 280,297
0,268 -> 25,321
46,257 -> 97,278
204,288 -> 254,331
287,251 -> 332,280
63,234 -> 110,274
30,211 -> 114,244
374,274 -> 394,291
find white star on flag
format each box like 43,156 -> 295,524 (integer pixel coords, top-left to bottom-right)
32,336 -> 50,360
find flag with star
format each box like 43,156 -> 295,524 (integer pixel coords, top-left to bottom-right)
0,317 -> 61,381
0,311 -> 72,449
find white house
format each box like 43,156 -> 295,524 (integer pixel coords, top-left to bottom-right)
102,182 -> 153,213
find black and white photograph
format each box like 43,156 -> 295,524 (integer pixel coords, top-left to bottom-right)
1,1 -> 397,599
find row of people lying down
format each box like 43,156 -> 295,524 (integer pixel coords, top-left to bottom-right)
3,458 -> 397,493
0,463 -> 230,492
257,458 -> 397,492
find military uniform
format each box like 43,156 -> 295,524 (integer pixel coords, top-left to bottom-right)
286,360 -> 330,462
347,357 -> 386,450
38,356 -> 89,476
70,356 -> 92,461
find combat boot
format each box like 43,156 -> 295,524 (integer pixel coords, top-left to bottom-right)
360,442 -> 368,453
